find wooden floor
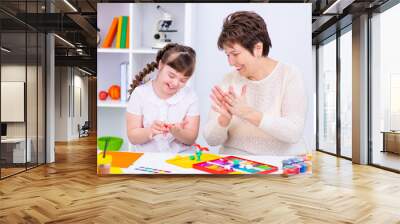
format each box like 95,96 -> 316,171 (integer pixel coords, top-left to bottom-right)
1,163 -> 45,178
1,167 -> 25,178
373,151 -> 400,171
0,135 -> 400,224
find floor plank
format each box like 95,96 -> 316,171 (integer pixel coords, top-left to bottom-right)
373,151 -> 400,171
0,135 -> 399,223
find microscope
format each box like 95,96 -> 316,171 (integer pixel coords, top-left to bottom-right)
152,5 -> 177,49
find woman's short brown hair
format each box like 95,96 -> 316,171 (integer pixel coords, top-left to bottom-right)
217,11 -> 272,57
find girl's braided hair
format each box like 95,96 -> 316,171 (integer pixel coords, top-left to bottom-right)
128,43 -> 196,95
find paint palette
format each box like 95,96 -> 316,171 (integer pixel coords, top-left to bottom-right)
134,166 -> 171,174
193,156 -> 278,174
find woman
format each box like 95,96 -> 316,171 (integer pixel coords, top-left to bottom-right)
203,11 -> 307,156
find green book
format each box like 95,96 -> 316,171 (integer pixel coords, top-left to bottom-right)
120,16 -> 128,48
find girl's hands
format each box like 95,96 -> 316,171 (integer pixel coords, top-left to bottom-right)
150,120 -> 189,138
169,120 -> 189,136
149,120 -> 169,138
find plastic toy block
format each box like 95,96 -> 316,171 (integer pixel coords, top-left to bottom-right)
257,165 -> 269,169
166,153 -> 221,168
299,163 -> 307,173
193,156 -> 278,174
305,161 -> 312,172
293,164 -> 302,172
282,159 -> 291,166
192,143 -> 209,151
245,164 -> 253,169
282,165 -> 299,175
282,154 -> 313,175
196,150 -> 203,161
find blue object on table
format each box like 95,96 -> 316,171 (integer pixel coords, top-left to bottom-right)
299,163 -> 307,173
282,159 -> 293,166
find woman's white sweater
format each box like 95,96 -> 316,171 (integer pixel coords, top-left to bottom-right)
203,62 -> 307,155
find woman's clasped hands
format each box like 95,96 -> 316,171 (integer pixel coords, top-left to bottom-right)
210,84 -> 252,126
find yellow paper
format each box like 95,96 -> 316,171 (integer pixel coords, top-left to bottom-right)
116,16 -> 123,48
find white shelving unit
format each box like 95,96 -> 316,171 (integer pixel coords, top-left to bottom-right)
97,3 -> 193,151
131,48 -> 158,54
97,48 -> 130,54
98,101 -> 127,108
97,48 -> 158,54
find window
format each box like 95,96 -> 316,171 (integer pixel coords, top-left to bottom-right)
390,74 -> 400,130
0,1 -> 47,179
370,2 -> 400,171
339,29 -> 352,158
318,37 -> 337,154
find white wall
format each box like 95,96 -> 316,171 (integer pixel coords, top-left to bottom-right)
72,73 -> 89,138
312,45 -> 317,150
1,64 -> 46,163
191,3 -> 314,152
1,65 -> 37,137
55,67 -> 69,141
54,67 -> 89,141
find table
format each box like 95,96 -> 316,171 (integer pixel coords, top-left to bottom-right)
98,151 -> 295,174
381,131 -> 400,154
1,138 -> 31,163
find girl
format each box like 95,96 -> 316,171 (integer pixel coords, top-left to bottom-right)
126,43 -> 200,153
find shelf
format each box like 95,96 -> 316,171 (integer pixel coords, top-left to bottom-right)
97,48 -> 130,53
97,48 -> 158,54
98,101 -> 127,108
97,3 -> 191,152
131,48 -> 158,54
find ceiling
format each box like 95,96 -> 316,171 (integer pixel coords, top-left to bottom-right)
0,0 -> 393,75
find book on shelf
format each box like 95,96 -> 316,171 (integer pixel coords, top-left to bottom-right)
101,16 -> 130,49
116,16 -> 123,48
101,17 -> 118,48
126,17 -> 130,48
120,16 -> 128,48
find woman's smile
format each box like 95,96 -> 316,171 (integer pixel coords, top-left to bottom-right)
235,65 -> 244,72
